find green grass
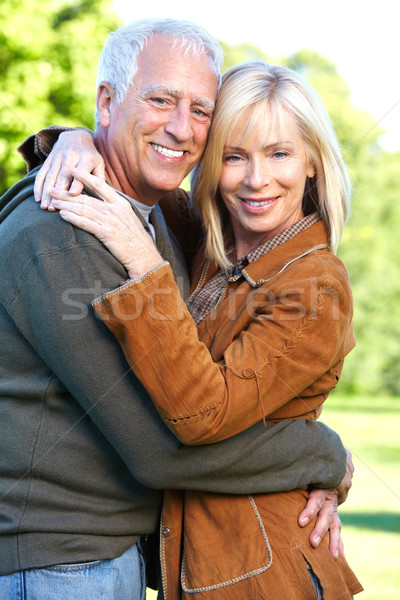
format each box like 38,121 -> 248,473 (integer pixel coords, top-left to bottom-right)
147,394 -> 400,599
320,393 -> 400,599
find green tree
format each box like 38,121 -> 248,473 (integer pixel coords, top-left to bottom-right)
219,40 -> 270,73
0,0 -> 119,193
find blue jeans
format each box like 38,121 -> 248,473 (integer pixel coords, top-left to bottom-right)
308,564 -> 324,600
0,542 -> 146,600
308,563 -> 354,600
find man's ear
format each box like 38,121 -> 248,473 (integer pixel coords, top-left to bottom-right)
96,82 -> 114,128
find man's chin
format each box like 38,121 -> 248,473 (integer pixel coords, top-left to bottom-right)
154,176 -> 189,193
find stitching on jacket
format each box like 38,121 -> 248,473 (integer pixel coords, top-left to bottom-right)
266,290 -> 327,366
164,401 -> 222,425
91,262 -> 170,305
159,514 -> 169,600
242,244 -> 329,287
180,495 -> 272,593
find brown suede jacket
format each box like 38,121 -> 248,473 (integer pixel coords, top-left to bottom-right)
92,220 -> 362,599
92,220 -> 355,443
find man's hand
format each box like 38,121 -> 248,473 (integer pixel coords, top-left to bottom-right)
34,130 -> 104,210
298,448 -> 354,559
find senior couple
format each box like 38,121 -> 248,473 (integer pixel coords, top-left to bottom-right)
0,18 -> 362,600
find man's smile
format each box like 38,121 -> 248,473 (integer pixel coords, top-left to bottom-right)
151,143 -> 185,158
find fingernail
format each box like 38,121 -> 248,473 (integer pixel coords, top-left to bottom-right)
314,536 -> 321,547
299,517 -> 309,527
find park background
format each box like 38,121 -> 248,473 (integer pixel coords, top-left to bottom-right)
1,0 -> 399,597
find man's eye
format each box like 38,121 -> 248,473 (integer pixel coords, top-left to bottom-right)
193,108 -> 210,119
151,98 -> 168,105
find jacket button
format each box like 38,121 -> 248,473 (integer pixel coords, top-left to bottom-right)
162,527 -> 171,537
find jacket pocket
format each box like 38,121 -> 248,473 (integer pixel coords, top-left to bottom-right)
181,492 -> 272,593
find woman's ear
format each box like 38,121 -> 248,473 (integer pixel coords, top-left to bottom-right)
307,162 -> 316,179
96,82 -> 114,128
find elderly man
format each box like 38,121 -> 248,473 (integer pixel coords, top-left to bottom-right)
0,18 -> 349,600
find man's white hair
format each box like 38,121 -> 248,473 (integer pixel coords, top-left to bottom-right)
94,18 -> 223,121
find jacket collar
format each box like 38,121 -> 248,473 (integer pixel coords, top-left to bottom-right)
192,220 -> 330,292
241,220 -> 330,287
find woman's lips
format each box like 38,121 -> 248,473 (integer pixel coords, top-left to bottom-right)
240,196 -> 279,213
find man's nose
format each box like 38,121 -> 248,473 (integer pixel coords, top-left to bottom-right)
165,105 -> 192,142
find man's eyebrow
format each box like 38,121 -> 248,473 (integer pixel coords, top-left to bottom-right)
193,97 -> 215,112
142,85 -> 181,98
141,85 -> 215,112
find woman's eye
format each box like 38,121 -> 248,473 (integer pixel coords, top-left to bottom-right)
225,155 -> 242,163
273,151 -> 288,159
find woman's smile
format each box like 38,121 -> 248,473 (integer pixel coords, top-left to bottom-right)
239,196 -> 279,213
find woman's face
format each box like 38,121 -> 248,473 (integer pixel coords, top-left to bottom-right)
219,105 -> 315,258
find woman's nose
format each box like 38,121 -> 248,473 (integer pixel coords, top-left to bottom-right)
244,159 -> 273,190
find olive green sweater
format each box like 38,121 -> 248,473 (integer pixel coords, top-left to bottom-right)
0,168 -> 346,575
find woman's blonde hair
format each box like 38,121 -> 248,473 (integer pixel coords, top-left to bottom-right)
191,61 -> 351,270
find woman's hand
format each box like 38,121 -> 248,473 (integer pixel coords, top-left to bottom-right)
51,168 -> 164,279
35,130 -> 105,211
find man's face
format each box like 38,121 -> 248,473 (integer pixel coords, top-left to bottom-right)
98,35 -> 219,205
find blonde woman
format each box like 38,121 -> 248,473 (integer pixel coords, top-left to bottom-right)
46,62 -> 362,599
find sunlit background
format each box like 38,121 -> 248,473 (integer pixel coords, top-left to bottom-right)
1,1 -> 399,598
114,0 -> 400,152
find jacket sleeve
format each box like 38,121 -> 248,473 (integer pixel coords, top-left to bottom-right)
92,262 -> 354,446
158,189 -> 204,271
17,125 -> 91,171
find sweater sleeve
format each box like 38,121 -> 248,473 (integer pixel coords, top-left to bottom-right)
92,262 -> 353,446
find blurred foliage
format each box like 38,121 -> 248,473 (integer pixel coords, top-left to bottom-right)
0,0 -> 119,190
1,7 -> 400,396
